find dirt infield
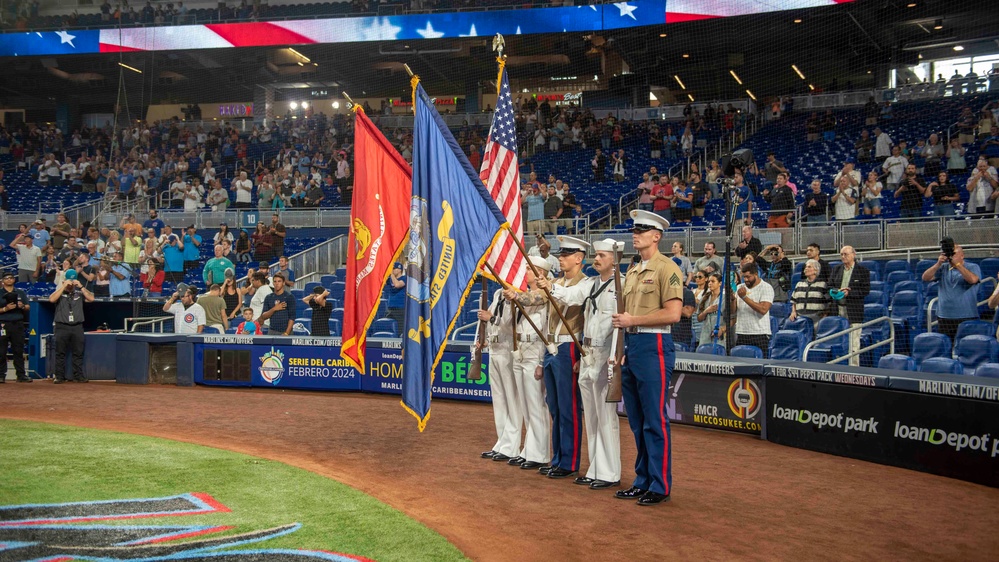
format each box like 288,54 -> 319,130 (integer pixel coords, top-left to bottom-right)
2,383 -> 998,561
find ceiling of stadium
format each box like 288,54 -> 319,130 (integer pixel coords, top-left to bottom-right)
2,0 -> 997,118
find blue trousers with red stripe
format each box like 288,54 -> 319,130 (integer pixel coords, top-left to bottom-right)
621,332 -> 674,496
543,342 -> 582,472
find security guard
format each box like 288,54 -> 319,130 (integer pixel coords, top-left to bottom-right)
512,256 -> 553,471
538,238 -> 623,489
0,271 -> 31,383
478,275 -> 522,464
612,210 -> 684,506
511,236 -> 588,479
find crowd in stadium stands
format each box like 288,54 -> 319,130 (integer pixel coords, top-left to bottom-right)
1,0 -> 580,31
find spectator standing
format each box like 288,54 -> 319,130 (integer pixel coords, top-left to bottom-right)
763,152 -> 788,185
268,213 -> 287,258
49,272 -> 94,383
805,243 -> 831,284
248,273 -> 272,327
855,129 -> 874,163
803,179 -> 829,223
921,243 -> 981,341
967,159 -> 999,216
198,284 -> 228,333
543,186 -> 562,234
591,148 -> 607,181
759,244 -> 793,301
923,134 -> 946,175
143,209 -> 165,237
108,252 -> 132,299
860,171 -> 883,216
732,262 -> 774,358
873,127 -> 893,161
696,273 -> 726,348
828,246 -> 870,366
894,164 -> 926,219
182,226 -> 202,273
0,272 -> 30,382
926,171 -> 960,216
689,172 -> 711,217
947,138 -> 967,173
559,184 -> 581,234
694,242 -> 723,274
203,245 -> 235,286
669,242 -> 694,284
235,308 -> 262,335
260,273 -> 296,336
15,234 -> 41,282
763,172 -> 795,228
650,175 -> 673,223
276,256 -> 295,287
734,225 -> 762,259
163,287 -> 206,334
637,173 -> 654,212
231,171 -> 253,208
161,233 -> 185,283
384,262 -> 406,330
788,259 -> 830,324
51,214 -> 72,250
141,261 -> 165,297
831,171 -> 859,221
882,145 -> 908,192
305,287 -> 334,337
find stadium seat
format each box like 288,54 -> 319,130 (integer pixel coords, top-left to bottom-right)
864,290 -> 887,307
980,258 -> 999,281
914,259 -> 937,281
884,260 -> 911,277
955,320 -> 995,343
771,330 -> 809,361
890,291 -> 923,329
304,282 -> 322,294
328,318 -> 342,336
674,342 -> 688,353
911,333 -> 952,369
696,343 -> 726,356
885,271 -> 914,288
978,279 -> 996,316
299,308 -> 313,320
320,275 -> 337,287
370,318 -> 399,337
770,302 -> 791,322
975,363 -> 999,378
330,308 -> 344,327
330,282 -> 347,298
878,354 -> 916,372
805,316 -> 850,363
893,280 -> 923,301
783,317 -> 814,341
730,345 -> 763,359
919,357 -> 964,375
203,326 -> 222,334
955,335 -> 999,376
370,331 -> 396,338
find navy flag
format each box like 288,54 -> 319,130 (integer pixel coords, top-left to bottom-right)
401,77 -> 508,431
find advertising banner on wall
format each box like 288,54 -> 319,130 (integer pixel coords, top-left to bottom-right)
671,355 -> 765,435
767,378 -> 999,487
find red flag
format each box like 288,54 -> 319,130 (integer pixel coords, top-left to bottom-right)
341,107 -> 411,373
480,62 -> 528,291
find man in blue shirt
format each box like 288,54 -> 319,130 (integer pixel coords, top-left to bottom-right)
162,234 -> 186,283
30,220 -> 51,249
385,262 -> 406,329
117,170 -> 135,199
108,251 -> 133,299
524,184 -> 545,236
259,273 -> 296,335
143,210 -> 165,237
673,181 -> 693,225
182,226 -> 202,273
277,256 -> 295,287
921,242 -> 981,341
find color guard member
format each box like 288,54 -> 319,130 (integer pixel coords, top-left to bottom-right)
612,210 -> 684,506
538,238 -> 623,489
513,257 -> 553,471
478,274 -> 522,463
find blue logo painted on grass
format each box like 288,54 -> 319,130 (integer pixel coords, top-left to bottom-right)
0,492 -> 372,561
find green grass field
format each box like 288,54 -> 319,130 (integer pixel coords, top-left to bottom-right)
0,419 -> 467,561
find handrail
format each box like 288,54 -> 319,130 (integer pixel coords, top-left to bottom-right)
124,315 -> 173,333
925,276 -> 997,332
581,204 -> 610,233
450,321 -> 478,341
802,316 -> 895,364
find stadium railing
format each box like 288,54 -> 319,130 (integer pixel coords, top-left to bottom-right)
802,316 -> 896,365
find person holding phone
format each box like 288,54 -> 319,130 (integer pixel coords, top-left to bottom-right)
48,270 -> 95,383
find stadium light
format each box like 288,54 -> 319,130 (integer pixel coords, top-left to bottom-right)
290,102 -> 298,110
729,70 -> 743,85
906,2 -> 916,7
659,33 -> 667,38
933,19 -> 943,30
953,45 -> 964,51
808,84 -> 815,91
682,53 -> 690,59
673,74 -> 686,90
745,89 -> 756,100
687,94 -> 694,102
793,18 -> 802,23
332,101 -> 340,109
117,62 -> 142,74
301,101 -> 309,109
791,64 -> 806,80
288,47 -> 311,63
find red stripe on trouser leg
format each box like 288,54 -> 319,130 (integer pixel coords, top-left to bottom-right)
657,335 -> 670,496
570,342 -> 580,471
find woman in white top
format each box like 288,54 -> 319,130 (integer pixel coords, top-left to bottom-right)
861,170 -> 883,215
138,239 -> 162,274
947,138 -> 967,173
105,230 -> 122,257
670,241 -> 695,285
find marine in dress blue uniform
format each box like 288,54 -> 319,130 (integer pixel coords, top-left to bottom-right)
612,210 -> 684,506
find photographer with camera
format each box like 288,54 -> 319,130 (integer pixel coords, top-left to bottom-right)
922,238 -> 980,341
0,272 -> 30,382
161,233 -> 185,283
759,244 -> 793,302
107,251 -> 133,299
48,270 -> 94,383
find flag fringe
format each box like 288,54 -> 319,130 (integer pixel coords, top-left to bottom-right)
400,400 -> 431,433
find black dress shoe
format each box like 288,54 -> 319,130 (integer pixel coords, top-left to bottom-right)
16,377 -> 33,383
53,379 -> 67,384
537,465 -> 553,475
637,491 -> 671,506
589,480 -> 620,489
481,450 -> 497,459
520,461 -> 543,470
573,476 -> 595,486
506,456 -> 525,466
614,486 -> 646,499
75,377 -> 88,383
547,467 -> 577,479
491,453 -> 511,462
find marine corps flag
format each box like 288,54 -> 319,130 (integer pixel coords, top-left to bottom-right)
340,105 -> 412,373
402,77 -> 508,431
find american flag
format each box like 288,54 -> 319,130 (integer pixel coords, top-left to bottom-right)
480,65 -> 528,291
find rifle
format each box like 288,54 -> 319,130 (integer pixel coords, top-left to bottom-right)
606,255 -> 626,403
467,277 -> 488,383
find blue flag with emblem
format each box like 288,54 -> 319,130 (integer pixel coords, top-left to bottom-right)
401,77 -> 508,431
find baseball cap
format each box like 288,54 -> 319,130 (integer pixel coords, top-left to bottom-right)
2,271 -> 15,280
65,269 -> 78,281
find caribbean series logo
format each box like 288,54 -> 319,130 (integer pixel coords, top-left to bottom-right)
260,347 -> 286,385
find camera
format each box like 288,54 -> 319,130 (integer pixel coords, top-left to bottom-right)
940,237 -> 955,259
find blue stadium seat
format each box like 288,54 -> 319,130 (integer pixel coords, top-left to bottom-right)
919,357 -> 964,375
203,326 -> 222,334
955,320 -> 995,343
978,279 -> 996,316
975,363 -> 999,378
328,318 -> 342,336
805,316 -> 850,363
370,331 -> 396,338
771,330 -> 809,361
370,318 -> 399,337
893,280 -> 923,301
696,343 -> 726,356
770,302 -> 791,322
878,354 -> 916,372
330,281 -> 347,298
884,260 -> 911,276
330,308 -> 344,327
891,291 -> 923,330
783,317 -> 814,341
864,290 -> 887,307
730,345 -> 763,359
320,275 -> 337,287
304,282 -> 322,294
955,335 -> 999,376
885,270 -> 914,288
980,258 -> 999,281
911,332 -> 952,369
914,259 -> 937,281
674,342 -> 688,353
